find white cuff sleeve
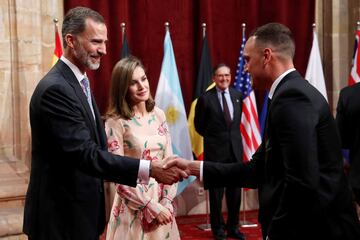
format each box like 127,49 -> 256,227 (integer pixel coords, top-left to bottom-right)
200,161 -> 204,181
137,159 -> 150,184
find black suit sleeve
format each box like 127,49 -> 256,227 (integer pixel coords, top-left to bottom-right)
40,84 -> 139,186
203,144 -> 264,189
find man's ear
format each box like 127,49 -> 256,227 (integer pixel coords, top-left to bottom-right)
263,48 -> 272,66
65,34 -> 75,49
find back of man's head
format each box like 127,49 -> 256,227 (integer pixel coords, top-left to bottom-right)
62,6 -> 105,48
252,23 -> 295,60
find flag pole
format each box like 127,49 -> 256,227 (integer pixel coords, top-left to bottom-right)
121,22 -> 126,44
53,18 -> 59,27
165,22 -> 169,33
53,18 -> 59,41
197,22 -> 211,232
202,23 -> 206,38
239,22 -> 258,228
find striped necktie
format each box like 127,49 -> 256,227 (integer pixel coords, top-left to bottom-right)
81,76 -> 95,119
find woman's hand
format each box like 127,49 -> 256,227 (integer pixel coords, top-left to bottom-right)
155,207 -> 172,225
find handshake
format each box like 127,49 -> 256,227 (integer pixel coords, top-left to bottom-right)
150,156 -> 201,185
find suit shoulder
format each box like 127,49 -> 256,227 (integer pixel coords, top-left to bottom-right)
200,87 -> 216,98
280,77 -> 322,98
274,77 -> 329,112
338,83 -> 360,112
37,64 -> 68,89
229,87 -> 242,98
31,66 -> 75,106
340,82 -> 360,99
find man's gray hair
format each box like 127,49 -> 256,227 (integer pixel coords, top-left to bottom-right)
62,6 -> 105,48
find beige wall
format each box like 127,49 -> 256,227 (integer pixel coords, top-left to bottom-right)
317,0 -> 360,113
0,0 -> 63,166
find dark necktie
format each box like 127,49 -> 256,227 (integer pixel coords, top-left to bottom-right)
222,91 -> 232,128
263,97 -> 272,142
81,77 -> 95,119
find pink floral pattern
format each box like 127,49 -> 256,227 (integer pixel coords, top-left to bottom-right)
112,206 -> 121,218
157,121 -> 168,136
108,139 -> 120,152
105,107 -> 179,240
141,149 -> 159,161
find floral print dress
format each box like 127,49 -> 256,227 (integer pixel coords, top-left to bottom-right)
105,107 -> 180,240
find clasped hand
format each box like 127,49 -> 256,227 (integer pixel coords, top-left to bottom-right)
150,156 -> 191,185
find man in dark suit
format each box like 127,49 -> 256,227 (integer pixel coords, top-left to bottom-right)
23,7 -> 185,240
336,82 -> 360,208
166,23 -> 360,240
195,64 -> 245,240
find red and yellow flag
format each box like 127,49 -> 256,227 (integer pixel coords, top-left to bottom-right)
52,23 -> 63,66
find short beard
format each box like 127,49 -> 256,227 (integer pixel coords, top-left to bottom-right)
73,41 -> 100,70
85,60 -> 100,70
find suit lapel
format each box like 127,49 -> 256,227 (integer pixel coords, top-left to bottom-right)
56,61 -> 101,144
92,96 -> 106,148
209,88 -> 228,127
209,88 -> 223,115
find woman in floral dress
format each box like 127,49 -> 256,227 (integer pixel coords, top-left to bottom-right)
105,56 -> 180,240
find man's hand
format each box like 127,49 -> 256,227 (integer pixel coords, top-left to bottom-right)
150,160 -> 188,185
163,156 -> 201,177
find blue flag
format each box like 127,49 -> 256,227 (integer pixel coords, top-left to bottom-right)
155,30 -> 196,195
259,91 -> 269,138
121,33 -> 131,59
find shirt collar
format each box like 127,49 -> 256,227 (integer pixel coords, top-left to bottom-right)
268,68 -> 296,99
60,56 -> 87,84
215,86 -> 229,94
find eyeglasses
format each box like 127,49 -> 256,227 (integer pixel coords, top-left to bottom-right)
215,74 -> 230,77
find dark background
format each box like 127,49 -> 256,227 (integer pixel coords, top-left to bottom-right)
64,0 -> 315,115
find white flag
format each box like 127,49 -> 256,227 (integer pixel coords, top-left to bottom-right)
305,31 -> 328,101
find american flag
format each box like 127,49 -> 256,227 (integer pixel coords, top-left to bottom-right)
348,29 -> 360,86
234,34 -> 261,162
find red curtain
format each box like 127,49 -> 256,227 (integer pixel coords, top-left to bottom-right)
64,0 -> 314,114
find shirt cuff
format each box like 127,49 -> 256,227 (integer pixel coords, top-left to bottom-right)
200,161 -> 204,181
138,159 -> 150,184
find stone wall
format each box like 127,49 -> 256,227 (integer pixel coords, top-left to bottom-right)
0,1 -> 63,238
317,0 -> 360,112
0,0 -> 63,167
